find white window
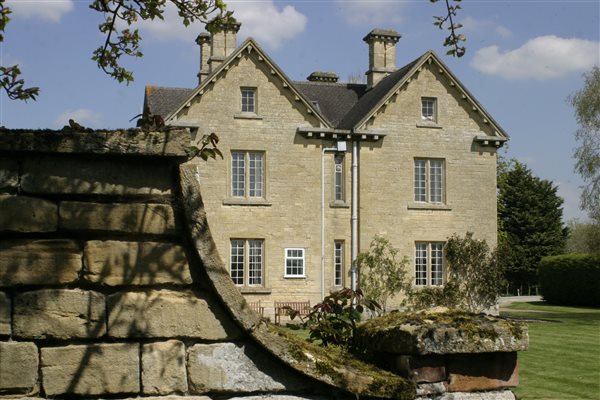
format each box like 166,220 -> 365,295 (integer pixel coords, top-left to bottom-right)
241,88 -> 256,113
415,242 -> 444,286
334,154 -> 345,202
334,241 -> 344,287
231,151 -> 264,198
285,248 -> 305,277
414,159 -> 444,203
230,239 -> 264,286
421,97 -> 437,122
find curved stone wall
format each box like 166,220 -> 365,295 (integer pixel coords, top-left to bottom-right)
0,128 -> 411,400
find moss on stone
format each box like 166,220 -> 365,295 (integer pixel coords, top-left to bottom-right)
355,309 -> 528,355
263,324 -> 416,399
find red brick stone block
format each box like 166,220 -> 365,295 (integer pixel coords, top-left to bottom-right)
446,352 -> 519,392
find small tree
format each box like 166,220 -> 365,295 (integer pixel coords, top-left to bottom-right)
408,233 -> 505,313
357,235 -> 410,314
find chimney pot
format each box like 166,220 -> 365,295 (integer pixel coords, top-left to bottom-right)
307,71 -> 339,83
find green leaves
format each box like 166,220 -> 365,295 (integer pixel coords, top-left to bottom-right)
0,65 -> 39,101
186,132 -> 223,161
432,0 -> 466,57
0,1 -> 39,101
290,288 -> 380,349
89,0 -> 231,84
356,235 -> 410,314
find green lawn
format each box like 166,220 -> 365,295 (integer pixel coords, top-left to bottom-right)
501,302 -> 600,400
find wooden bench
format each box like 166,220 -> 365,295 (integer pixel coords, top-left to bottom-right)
248,301 -> 265,317
274,301 -> 311,325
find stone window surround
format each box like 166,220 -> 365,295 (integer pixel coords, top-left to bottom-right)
414,241 -> 445,287
421,97 -> 437,123
241,87 -> 257,113
414,158 -> 446,205
229,150 -> 266,202
230,238 -> 265,288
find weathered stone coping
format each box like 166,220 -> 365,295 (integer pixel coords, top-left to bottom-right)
179,164 -> 415,399
354,309 -> 528,356
0,128 -> 189,157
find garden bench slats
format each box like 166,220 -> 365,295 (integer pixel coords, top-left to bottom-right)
274,301 -> 311,324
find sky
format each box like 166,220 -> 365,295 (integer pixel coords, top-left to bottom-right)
1,0 -> 599,222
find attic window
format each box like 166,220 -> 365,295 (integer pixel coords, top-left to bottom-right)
421,97 -> 437,122
241,88 -> 256,113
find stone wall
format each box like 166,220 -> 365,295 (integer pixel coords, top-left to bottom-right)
0,128 -> 524,400
0,129 -> 346,399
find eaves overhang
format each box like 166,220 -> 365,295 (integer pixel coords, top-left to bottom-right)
296,127 -> 385,142
474,135 -> 508,148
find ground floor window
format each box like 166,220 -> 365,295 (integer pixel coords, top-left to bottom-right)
415,242 -> 444,286
334,240 -> 344,286
285,248 -> 305,277
230,239 -> 264,286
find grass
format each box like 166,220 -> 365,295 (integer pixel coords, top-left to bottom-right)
501,301 -> 600,400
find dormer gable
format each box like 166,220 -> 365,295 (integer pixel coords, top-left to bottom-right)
165,38 -> 331,128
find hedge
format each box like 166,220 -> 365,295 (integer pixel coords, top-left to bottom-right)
538,254 -> 600,307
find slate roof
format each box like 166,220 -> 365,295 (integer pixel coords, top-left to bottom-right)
144,86 -> 195,119
293,81 -> 366,127
142,49 -> 506,138
337,56 -> 421,129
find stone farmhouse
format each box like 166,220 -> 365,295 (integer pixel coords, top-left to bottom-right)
143,19 -> 508,318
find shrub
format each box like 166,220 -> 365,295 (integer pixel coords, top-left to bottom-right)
289,288 -> 380,349
357,235 -> 410,314
408,232 -> 505,313
538,254 -> 600,306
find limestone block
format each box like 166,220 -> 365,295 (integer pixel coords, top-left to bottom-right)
59,201 -> 176,235
0,342 -> 39,392
142,340 -> 187,395
21,156 -> 172,197
0,129 -> 189,157
187,342 -> 303,393
421,390 -> 516,400
107,290 -> 240,340
0,158 -> 18,190
354,310 -> 528,355
0,195 -> 57,233
0,291 -> 10,335
446,353 -> 519,392
13,289 -> 106,339
41,343 -> 140,396
83,240 -> 191,286
0,240 -> 81,287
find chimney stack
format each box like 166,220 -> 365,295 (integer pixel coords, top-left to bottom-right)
208,16 -> 241,73
196,32 -> 211,84
363,29 -> 401,89
196,16 -> 241,84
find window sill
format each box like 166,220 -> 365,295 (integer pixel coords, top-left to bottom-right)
407,203 -> 452,211
284,275 -> 306,279
416,122 -> 442,129
238,287 -> 272,294
329,201 -> 349,208
223,198 -> 272,207
234,113 -> 263,120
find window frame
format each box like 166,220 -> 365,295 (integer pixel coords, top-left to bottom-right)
284,248 -> 306,278
334,240 -> 344,287
241,87 -> 257,113
231,150 -> 265,199
334,153 -> 345,203
230,239 -> 264,287
421,97 -> 437,122
414,158 -> 445,204
414,242 -> 445,287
